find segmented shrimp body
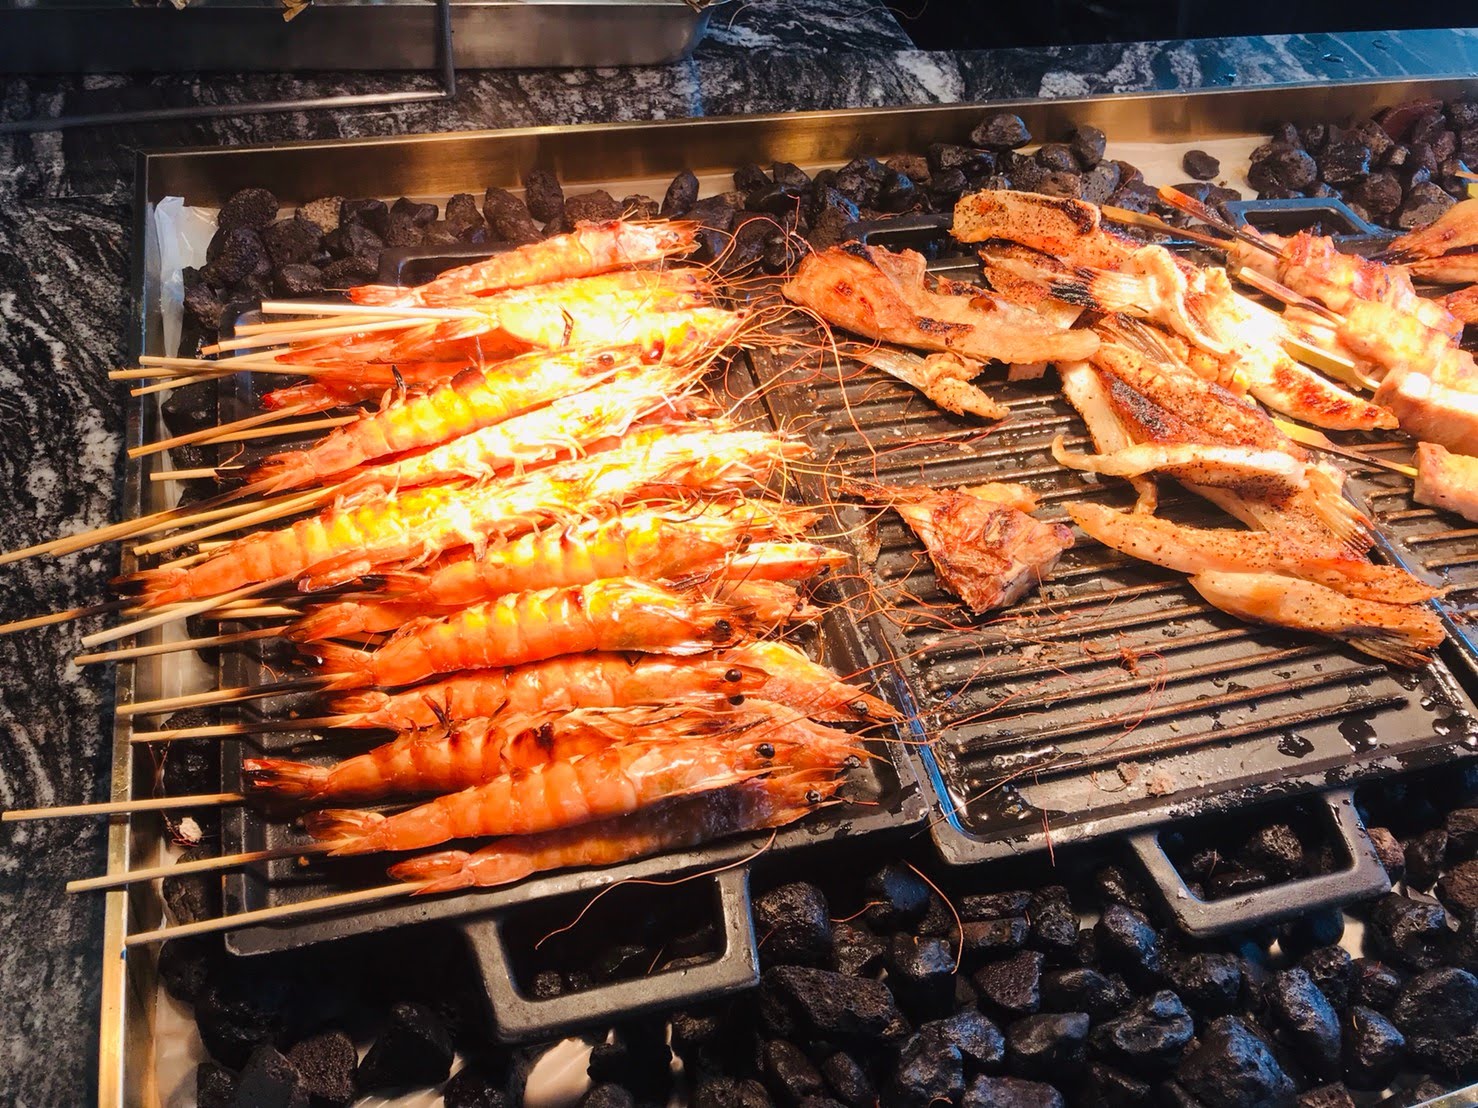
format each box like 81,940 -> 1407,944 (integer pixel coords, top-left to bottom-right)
307,727 -> 859,854
721,640 -> 900,723
326,652 -> 774,731
387,775 -> 833,894
312,578 -> 750,690
350,220 -> 700,308
244,703 -> 741,802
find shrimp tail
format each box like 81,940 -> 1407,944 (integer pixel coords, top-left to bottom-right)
345,284 -> 406,306
387,850 -> 480,894
241,757 -> 331,800
359,569 -> 427,597
306,641 -> 377,690
247,452 -> 317,495
303,808 -> 387,854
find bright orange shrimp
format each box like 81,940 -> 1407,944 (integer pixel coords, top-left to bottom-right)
349,220 -> 699,308
306,726 -> 862,854
133,427 -> 804,605
721,640 -> 901,723
325,652 -> 776,731
310,578 -> 753,690
387,774 -> 835,894
720,542 -> 850,581
249,307 -> 744,495
243,703 -> 740,803
714,580 -> 819,625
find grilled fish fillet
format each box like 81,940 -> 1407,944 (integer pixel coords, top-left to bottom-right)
1414,441 -> 1478,524
953,189 -> 1136,268
1373,370 -> 1478,456
846,346 -> 1007,421
1052,437 -> 1309,502
783,243 -> 1099,366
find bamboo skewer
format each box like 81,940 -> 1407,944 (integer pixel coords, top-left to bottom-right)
259,299 -> 482,321
132,488 -> 330,557
196,414 -> 357,446
0,599 -> 133,636
130,404 -> 311,460
1156,185 -> 1283,257
68,843 -> 334,894
73,626 -> 281,665
3,792 -> 243,821
149,467 -> 222,483
1099,204 -> 1232,251
117,674 -> 330,718
81,574 -> 296,651
232,313 -> 399,338
126,882 -> 426,947
1273,418 -> 1418,478
204,315 -> 437,355
130,716 -> 353,743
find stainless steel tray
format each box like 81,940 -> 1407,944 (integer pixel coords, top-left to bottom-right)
109,74 -> 1478,1105
0,0 -> 713,74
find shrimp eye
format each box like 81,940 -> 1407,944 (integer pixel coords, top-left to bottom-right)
756,742 -> 775,758
843,755 -> 862,769
728,694 -> 745,706
713,619 -> 732,638
805,789 -> 822,804
850,700 -> 870,717
724,668 -> 744,683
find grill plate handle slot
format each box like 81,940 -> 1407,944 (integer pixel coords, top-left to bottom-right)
462,865 -> 758,1041
1126,788 -> 1389,937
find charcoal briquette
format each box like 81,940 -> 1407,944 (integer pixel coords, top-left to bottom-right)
578,1085 -> 635,1108
1175,1016 -> 1295,1108
197,1060 -> 240,1108
218,187 -> 280,233
759,966 -> 906,1046
159,935 -> 221,1004
963,1075 -> 1065,1108
1065,125 -> 1107,169
1342,1005 -> 1405,1090
972,113 -> 1031,150
1182,149 -> 1221,180
1041,967 -> 1132,1020
761,1038 -> 824,1104
1007,1012 -> 1089,1080
1369,893 -> 1451,970
1089,990 -> 1194,1076
888,934 -> 957,1018
1095,903 -> 1162,988
693,1076 -> 775,1108
1266,967 -> 1342,1080
355,1001 -> 454,1090
973,949 -> 1044,1018
754,881 -> 833,968
892,1025 -> 965,1108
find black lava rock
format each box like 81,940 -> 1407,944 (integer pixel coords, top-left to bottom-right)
1343,1005 -> 1405,1090
356,1001 -> 454,1089
578,1085 -> 635,1108
1183,150 -> 1221,180
1092,868 -> 1148,913
1297,947 -> 1354,1012
195,970 -> 293,1069
660,171 -> 700,218
517,169 -> 564,225
389,196 -> 437,226
1350,959 -> 1405,1013
323,220 -> 383,261
1405,829 -> 1448,889
232,1045 -> 308,1108
262,216 -> 323,267
205,226 -> 271,286
762,1039 -> 824,1104
927,1008 -> 1006,1074
197,1061 -> 239,1108
1266,968 -> 1342,1081
1252,147 -> 1318,191
1069,125 -> 1107,168
565,189 -> 623,224
1175,1016 -> 1296,1108
1083,1062 -> 1150,1108
1080,162 -> 1123,205
1090,990 -> 1194,1076
219,187 -> 280,232
771,161 -> 812,190
755,882 -> 834,967
1007,1012 -> 1089,1079
382,209 -> 425,248
159,936 -> 220,1004
893,1024 -> 966,1107
972,113 -> 1031,150
1036,143 -> 1077,173
1166,953 -> 1243,1017
693,1077 -> 774,1108
588,1022 -> 673,1102
1368,827 -> 1406,882
1096,904 -> 1163,988
962,918 -> 1029,962
973,950 -> 1045,1018
1447,808 -> 1478,859
274,263 -> 325,298
1398,182 -> 1457,229
888,934 -> 957,1018
286,1030 -> 357,1107
962,891 -> 1032,922
1439,859 -> 1478,916
1369,894 -> 1451,970
322,255 -> 377,288
1041,968 -> 1132,1021
1318,140 -> 1373,184
1352,171 -> 1403,216
820,1051 -> 875,1108
183,279 -> 226,332
1030,898 -> 1080,964
1295,1086 -> 1354,1108
339,197 -> 389,235
759,966 -> 906,1046
1280,912 -> 1345,960
482,187 -> 542,245
864,862 -> 933,931
963,1075 -> 1065,1108
1392,968 -> 1478,1077
832,923 -> 886,978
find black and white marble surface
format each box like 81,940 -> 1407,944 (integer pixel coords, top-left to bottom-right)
0,9 -> 1476,1103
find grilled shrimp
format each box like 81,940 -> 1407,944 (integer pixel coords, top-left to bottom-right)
133,427 -> 805,605
1188,570 -> 1445,667
310,578 -> 752,690
306,727 -> 864,854
326,652 -> 775,731
350,220 -> 699,308
388,774 -> 834,894
1070,503 -> 1438,605
244,703 -> 744,802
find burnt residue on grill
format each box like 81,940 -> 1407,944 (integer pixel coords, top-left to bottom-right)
743,222 -> 1478,864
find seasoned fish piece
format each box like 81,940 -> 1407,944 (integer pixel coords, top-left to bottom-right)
1070,503 -> 1437,604
847,346 -> 1007,421
1414,441 -> 1478,524
842,480 -> 1073,614
953,189 -> 1137,268
1373,370 -> 1478,456
1052,436 -> 1309,502
1390,197 -> 1478,260
783,243 -> 1099,366
1188,570 -> 1444,668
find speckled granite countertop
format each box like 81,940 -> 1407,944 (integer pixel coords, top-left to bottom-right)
0,12 -> 1474,1103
